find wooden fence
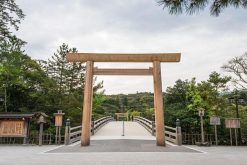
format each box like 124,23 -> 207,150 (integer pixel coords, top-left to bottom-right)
182,133 -> 214,145
0,132 -> 61,145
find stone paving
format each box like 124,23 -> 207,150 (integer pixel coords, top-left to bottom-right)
1,122 -> 247,165
48,139 -> 198,153
1,145 -> 247,165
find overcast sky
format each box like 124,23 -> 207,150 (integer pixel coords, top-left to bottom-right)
16,0 -> 247,94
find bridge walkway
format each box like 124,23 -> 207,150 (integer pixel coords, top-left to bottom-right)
92,121 -> 155,140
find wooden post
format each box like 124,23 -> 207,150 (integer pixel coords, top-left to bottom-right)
55,126 -> 58,144
91,117 -> 95,135
235,128 -> 238,146
214,125 -> 218,145
39,122 -> 44,146
23,120 -> 28,144
151,121 -> 155,136
81,61 -> 94,146
64,119 -> 70,145
176,119 -> 182,146
230,128 -> 232,146
58,126 -> 61,145
153,61 -> 165,146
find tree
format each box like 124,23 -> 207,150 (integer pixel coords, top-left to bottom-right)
157,0 -> 247,16
186,78 -> 204,110
39,43 -> 104,125
165,74 -> 229,133
43,43 -> 86,95
165,79 -> 196,130
0,44 -> 56,113
0,0 -> 25,46
208,71 -> 231,92
207,71 -> 231,115
92,92 -> 107,118
222,52 -> 247,89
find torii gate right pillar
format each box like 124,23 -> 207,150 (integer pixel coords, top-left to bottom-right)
153,61 -> 165,146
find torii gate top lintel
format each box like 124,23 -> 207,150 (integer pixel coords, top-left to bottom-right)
66,53 -> 181,63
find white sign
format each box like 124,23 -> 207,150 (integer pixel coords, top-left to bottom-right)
210,116 -> 221,125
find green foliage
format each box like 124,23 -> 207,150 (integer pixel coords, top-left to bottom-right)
165,79 -> 198,130
158,0 -> 247,16
0,0 -> 26,47
129,110 -> 142,116
38,43 -> 103,126
93,92 -> 107,116
0,42 -> 57,113
164,72 -> 231,134
186,78 -> 204,110
0,41 -> 104,127
208,71 -> 231,91
143,108 -> 154,120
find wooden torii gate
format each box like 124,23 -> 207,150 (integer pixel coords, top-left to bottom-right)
66,53 -> 181,146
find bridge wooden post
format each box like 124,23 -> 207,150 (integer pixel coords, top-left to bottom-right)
81,61 -> 94,146
153,61 -> 166,146
64,118 -> 70,145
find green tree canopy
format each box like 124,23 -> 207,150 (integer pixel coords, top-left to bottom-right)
0,43 -> 56,113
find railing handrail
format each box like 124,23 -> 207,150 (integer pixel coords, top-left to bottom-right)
137,116 -> 152,124
64,116 -> 114,145
70,125 -> 82,131
133,116 -> 182,146
92,116 -> 114,134
133,116 -> 154,135
165,125 -> 176,131
94,116 -> 110,124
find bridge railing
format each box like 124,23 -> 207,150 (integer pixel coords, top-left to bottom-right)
64,116 -> 114,145
133,116 -> 155,135
133,116 -> 182,145
67,125 -> 82,144
91,116 -> 114,135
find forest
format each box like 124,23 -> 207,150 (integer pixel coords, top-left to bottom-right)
1,0 -> 247,145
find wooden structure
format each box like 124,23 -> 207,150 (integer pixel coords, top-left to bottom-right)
225,118 -> 241,146
66,53 -> 181,146
37,113 -> 48,146
115,113 -> 129,121
64,116 -> 114,145
0,112 -> 47,144
133,116 -> 182,145
54,110 -> 65,144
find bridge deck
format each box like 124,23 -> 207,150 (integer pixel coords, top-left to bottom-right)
47,121 -> 199,153
92,121 -> 155,140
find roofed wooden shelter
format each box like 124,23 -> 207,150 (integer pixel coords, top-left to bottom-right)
66,53 -> 181,147
0,112 -> 48,144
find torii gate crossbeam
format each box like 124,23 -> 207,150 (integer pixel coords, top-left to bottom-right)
66,53 -> 181,147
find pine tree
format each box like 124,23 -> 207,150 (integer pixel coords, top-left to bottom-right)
39,43 -> 103,125
46,44 -> 86,94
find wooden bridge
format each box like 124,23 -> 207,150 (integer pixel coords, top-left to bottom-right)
64,116 -> 182,146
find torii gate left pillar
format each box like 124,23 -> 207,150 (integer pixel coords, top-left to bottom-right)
81,61 -> 94,145
66,53 -> 181,146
